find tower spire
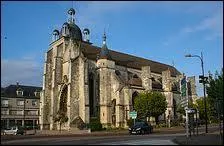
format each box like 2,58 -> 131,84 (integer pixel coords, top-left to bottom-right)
99,29 -> 111,60
103,28 -> 106,45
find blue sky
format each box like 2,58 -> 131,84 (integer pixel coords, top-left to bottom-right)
1,1 -> 223,97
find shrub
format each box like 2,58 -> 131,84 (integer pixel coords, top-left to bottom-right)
88,117 -> 102,131
127,119 -> 134,127
171,120 -> 179,127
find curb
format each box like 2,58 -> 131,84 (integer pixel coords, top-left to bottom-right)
1,132 -> 129,141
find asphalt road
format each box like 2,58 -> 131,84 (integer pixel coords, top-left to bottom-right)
1,125 -> 221,145
1,133 -> 182,145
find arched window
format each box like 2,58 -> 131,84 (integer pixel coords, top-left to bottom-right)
111,99 -> 116,126
59,85 -> 68,114
132,91 -> 139,110
62,23 -> 69,36
173,99 -> 177,119
89,73 -> 94,117
112,99 -> 116,115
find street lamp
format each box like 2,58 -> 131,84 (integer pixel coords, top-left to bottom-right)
185,52 -> 208,133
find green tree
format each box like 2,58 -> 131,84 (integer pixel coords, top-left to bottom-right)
54,111 -> 68,132
176,105 -> 185,116
194,98 -> 212,121
206,69 -> 223,117
134,91 -> 167,124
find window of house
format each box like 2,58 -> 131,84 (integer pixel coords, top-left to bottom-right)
16,110 -> 23,115
16,91 -> 23,96
1,109 -> 9,115
9,110 -> 17,115
32,100 -> 37,106
1,100 -> 8,107
28,110 -> 38,115
34,91 -> 40,97
17,100 -> 24,106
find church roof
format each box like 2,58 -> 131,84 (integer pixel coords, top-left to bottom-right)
81,42 -> 181,77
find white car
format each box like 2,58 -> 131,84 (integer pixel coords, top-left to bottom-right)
3,126 -> 24,135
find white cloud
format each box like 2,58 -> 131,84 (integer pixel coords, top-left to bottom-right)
164,11 -> 223,46
76,1 -> 137,27
1,58 -> 43,87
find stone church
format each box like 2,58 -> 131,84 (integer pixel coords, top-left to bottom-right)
39,8 -> 196,130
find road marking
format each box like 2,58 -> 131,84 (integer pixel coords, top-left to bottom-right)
98,139 -> 177,145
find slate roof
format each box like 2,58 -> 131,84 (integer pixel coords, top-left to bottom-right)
1,85 -> 42,99
81,42 -> 181,77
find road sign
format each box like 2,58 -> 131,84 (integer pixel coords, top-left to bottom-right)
181,77 -> 187,97
187,108 -> 196,114
129,111 -> 137,119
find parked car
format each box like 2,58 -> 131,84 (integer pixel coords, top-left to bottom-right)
129,121 -> 153,135
2,126 -> 24,135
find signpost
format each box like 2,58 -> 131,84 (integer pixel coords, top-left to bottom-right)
129,111 -> 137,125
181,76 -> 189,138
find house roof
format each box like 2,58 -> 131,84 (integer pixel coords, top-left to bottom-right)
1,85 -> 42,99
81,42 -> 181,77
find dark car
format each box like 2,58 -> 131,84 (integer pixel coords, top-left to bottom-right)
129,121 -> 153,135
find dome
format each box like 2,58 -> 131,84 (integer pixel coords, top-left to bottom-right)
60,23 -> 82,41
53,29 -> 59,35
63,22 -> 69,27
68,23 -> 82,41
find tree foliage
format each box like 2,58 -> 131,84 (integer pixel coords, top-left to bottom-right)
134,91 -> 167,124
194,98 -> 212,121
206,68 -> 223,117
176,105 -> 185,115
54,111 -> 68,131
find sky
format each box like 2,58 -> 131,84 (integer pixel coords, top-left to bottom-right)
1,1 -> 223,97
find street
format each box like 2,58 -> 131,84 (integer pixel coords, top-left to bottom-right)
1,125 -> 221,145
1,133 -> 181,145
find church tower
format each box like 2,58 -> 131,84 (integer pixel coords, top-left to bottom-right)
40,7 -> 88,130
96,32 -> 115,128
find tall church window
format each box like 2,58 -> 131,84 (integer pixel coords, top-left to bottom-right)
112,99 -> 116,126
89,73 -> 94,117
173,99 -> 177,119
59,85 -> 68,114
132,91 -> 139,110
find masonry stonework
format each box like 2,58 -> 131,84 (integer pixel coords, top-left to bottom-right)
40,8 -> 198,130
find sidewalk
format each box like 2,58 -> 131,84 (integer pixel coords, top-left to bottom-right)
172,131 -> 223,145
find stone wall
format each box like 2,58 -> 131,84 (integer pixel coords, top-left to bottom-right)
70,58 -> 80,126
141,66 -> 152,91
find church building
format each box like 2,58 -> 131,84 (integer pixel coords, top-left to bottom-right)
39,8 -> 196,130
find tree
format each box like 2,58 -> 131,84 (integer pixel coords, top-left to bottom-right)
54,111 -> 68,132
134,91 -> 167,124
206,69 -> 223,120
176,105 -> 185,116
194,98 -> 213,122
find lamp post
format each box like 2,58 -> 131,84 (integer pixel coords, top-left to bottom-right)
185,52 -> 208,133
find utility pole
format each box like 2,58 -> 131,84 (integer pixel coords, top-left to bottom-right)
185,52 -> 208,133
186,76 -> 189,138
